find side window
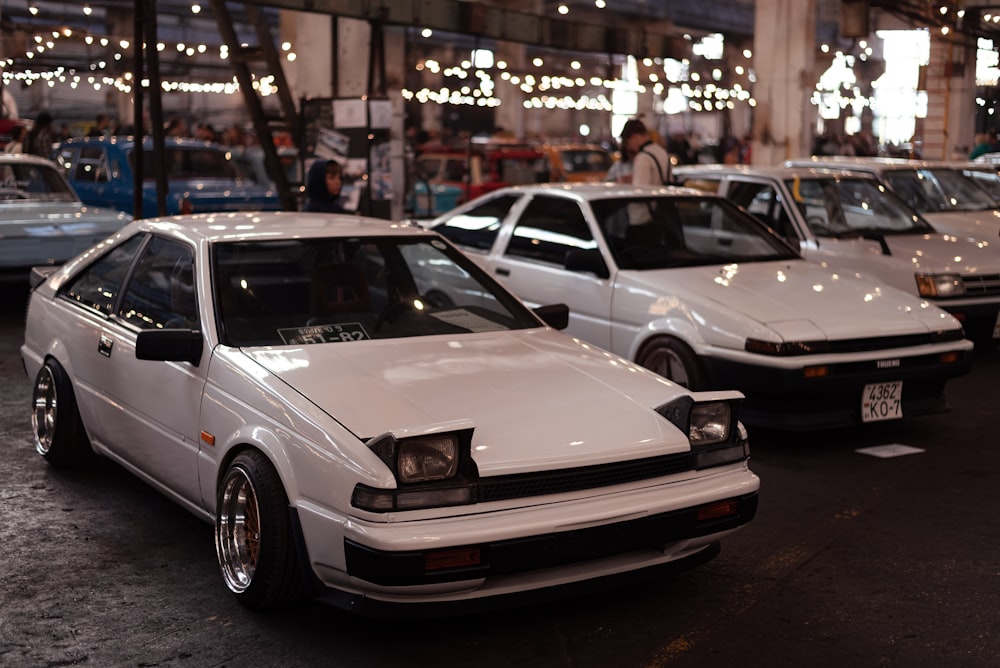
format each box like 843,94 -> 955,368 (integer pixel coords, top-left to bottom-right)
727,181 -> 798,241
505,196 -> 597,265
435,195 -> 518,251
120,237 -> 198,330
52,146 -> 79,176
63,234 -> 146,315
73,147 -> 109,183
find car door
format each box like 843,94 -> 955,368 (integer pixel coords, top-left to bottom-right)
491,194 -> 614,349
59,233 -> 206,505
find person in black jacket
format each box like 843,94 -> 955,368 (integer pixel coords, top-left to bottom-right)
303,159 -> 345,213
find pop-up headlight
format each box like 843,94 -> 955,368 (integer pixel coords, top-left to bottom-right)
352,427 -> 478,512
656,396 -> 749,469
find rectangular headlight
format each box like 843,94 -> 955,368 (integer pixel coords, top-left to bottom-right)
689,402 -> 731,446
397,435 -> 459,483
915,273 -> 964,298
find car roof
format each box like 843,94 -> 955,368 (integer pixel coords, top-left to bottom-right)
130,211 -> 432,244
481,182 -> 709,200
673,163 -> 869,179
58,136 -> 221,151
0,152 -> 61,168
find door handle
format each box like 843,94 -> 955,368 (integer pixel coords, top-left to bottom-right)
495,267 -> 510,277
98,334 -> 114,358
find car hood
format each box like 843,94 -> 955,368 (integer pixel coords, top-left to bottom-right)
813,231 -> 1000,275
921,210 -> 1000,241
625,260 -> 957,341
0,202 -> 129,232
242,328 -> 692,475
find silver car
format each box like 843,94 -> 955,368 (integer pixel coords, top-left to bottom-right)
0,153 -> 130,281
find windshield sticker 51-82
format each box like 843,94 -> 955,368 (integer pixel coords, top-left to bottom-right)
278,323 -> 370,345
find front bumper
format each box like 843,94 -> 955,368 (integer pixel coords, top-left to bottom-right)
703,348 -> 971,430
344,492 -> 758,587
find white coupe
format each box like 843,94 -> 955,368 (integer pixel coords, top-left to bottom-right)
676,164 -> 1000,343
429,183 -> 972,430
22,212 -> 759,614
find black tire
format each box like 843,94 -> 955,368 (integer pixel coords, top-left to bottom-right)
636,337 -> 706,390
215,450 -> 305,610
31,359 -> 92,468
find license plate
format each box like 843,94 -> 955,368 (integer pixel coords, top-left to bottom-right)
862,381 -> 903,422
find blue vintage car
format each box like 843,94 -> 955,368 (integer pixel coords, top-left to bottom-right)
52,137 -> 283,217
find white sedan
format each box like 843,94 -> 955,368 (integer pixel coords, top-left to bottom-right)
429,183 -> 972,430
22,212 -> 759,614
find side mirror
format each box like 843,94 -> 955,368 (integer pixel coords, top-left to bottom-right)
533,303 -> 570,330
136,329 -> 203,366
564,248 -> 610,279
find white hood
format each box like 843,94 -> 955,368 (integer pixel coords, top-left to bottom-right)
625,259 -> 958,342
799,231 -> 1000,300
922,210 -> 1000,243
243,329 -> 691,475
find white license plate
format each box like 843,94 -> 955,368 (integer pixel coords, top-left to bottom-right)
862,381 -> 903,422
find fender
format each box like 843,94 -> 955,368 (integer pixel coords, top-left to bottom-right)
625,316 -> 706,363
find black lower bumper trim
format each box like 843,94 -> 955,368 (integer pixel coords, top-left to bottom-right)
344,492 -> 758,588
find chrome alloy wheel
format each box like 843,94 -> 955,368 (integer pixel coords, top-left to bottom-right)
31,365 -> 57,456
216,465 -> 261,594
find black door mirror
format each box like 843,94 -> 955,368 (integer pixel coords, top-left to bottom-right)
135,329 -> 203,366
564,248 -> 610,279
533,303 -> 570,330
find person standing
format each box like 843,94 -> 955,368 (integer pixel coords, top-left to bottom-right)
620,119 -> 671,185
86,114 -> 111,138
4,125 -> 27,153
303,159 -> 345,213
25,111 -> 55,157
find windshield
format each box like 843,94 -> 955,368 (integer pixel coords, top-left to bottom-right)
0,162 -> 77,203
590,196 -> 798,269
784,176 -> 934,237
959,167 -> 1000,201
133,147 -> 242,181
882,168 -> 998,213
213,234 -> 540,346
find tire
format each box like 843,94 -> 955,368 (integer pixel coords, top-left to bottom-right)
215,450 -> 305,610
31,359 -> 92,468
636,337 -> 706,390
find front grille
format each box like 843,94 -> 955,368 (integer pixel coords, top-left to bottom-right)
961,273 -> 1000,297
824,330 -> 964,354
478,452 -> 694,503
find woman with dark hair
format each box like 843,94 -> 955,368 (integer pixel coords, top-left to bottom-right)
303,159 -> 345,213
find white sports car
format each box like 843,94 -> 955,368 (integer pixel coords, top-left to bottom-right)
677,164 -> 1000,343
784,156 -> 1000,241
21,212 -> 759,614
429,183 -> 972,430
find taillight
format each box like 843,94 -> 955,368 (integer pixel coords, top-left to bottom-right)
180,197 -> 193,215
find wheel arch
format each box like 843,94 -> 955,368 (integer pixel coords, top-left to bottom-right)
628,317 -> 705,363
